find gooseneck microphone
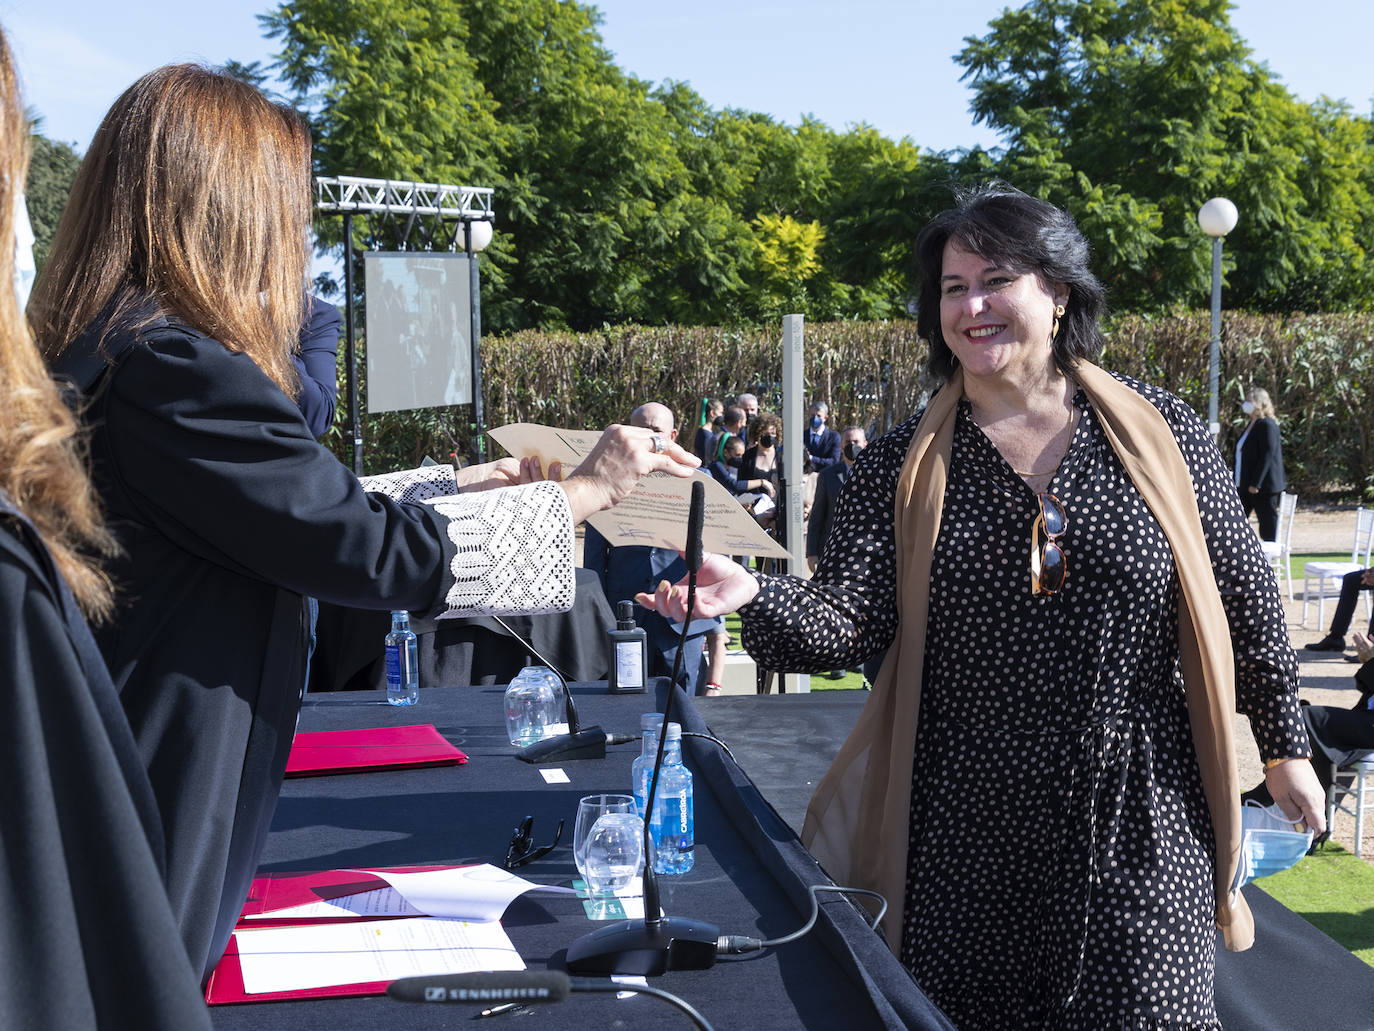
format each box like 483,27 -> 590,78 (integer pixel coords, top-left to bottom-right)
387,969 -> 571,1005
564,479 -> 721,975
495,615 -> 636,763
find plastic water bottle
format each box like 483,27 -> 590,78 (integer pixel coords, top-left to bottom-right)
384,610 -> 419,706
631,713 -> 665,818
647,722 -> 694,874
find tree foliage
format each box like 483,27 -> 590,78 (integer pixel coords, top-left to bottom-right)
24,130 -> 80,271
958,0 -> 1374,312
258,0 -> 1374,329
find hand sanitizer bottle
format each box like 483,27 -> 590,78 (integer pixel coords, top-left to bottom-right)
607,600 -> 648,694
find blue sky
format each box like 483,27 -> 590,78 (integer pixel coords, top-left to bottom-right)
7,0 -> 1373,156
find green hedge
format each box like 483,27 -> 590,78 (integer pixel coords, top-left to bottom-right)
326,310 -> 1373,496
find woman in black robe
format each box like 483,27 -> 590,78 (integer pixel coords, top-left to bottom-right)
0,28 -> 210,1028
30,65 -> 696,982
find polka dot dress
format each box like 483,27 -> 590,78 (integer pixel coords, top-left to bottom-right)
741,375 -> 1306,1031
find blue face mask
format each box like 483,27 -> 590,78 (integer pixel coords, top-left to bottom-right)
809,415 -> 823,430
1232,802 -> 1313,892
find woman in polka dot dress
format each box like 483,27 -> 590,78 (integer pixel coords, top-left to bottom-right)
640,184 -> 1327,1029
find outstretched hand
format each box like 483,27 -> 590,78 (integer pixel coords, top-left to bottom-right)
636,553 -> 760,621
559,424 -> 698,524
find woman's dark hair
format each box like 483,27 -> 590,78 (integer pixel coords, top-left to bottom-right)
914,182 -> 1107,383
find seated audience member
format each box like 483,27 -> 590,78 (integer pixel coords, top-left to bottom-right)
0,29 -> 211,1027
1305,567 -> 1374,656
1246,631 -> 1374,841
713,404 -> 746,462
711,433 -> 775,502
740,411 -> 784,541
32,64 -> 698,983
584,401 -> 725,696
806,425 -> 867,573
736,391 -> 759,426
803,401 -> 842,472
740,410 -> 783,494
694,397 -> 723,463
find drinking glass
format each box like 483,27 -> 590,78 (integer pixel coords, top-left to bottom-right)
584,813 -> 644,897
573,794 -> 636,894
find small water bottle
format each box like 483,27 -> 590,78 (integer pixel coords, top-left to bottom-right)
607,600 -> 648,694
384,610 -> 419,706
631,712 -> 665,818
647,722 -> 694,874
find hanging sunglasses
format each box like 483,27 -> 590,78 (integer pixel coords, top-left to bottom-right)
1030,492 -> 1068,596
503,815 -> 565,870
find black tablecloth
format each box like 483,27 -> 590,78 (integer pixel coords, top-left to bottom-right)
209,682 -> 952,1030
698,692 -> 1374,1031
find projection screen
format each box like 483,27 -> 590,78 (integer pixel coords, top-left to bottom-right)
363,252 -> 473,414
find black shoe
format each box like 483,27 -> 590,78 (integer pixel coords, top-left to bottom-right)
1346,653 -> 1364,663
1307,830 -> 1331,855
1305,634 -> 1346,652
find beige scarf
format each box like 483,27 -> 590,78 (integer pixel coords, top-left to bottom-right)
801,361 -> 1254,956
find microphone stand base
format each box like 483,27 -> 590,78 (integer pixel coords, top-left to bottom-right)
564,916 -> 720,976
515,727 -> 609,764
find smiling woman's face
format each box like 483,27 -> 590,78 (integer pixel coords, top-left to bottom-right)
938,239 -> 1067,387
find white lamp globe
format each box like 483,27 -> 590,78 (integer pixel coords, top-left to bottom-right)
1197,197 -> 1238,238
463,219 -> 494,253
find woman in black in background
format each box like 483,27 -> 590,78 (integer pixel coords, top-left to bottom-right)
1235,386 -> 1285,541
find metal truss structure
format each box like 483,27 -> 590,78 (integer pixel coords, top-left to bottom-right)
314,175 -> 497,472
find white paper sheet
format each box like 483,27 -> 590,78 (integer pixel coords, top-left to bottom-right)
488,423 -> 789,558
234,917 -> 523,994
240,863 -> 576,922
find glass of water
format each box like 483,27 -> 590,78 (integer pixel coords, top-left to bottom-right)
584,812 -> 644,897
574,794 -> 636,895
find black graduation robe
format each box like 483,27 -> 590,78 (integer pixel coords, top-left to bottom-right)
52,309 -> 572,981
0,495 -> 211,1028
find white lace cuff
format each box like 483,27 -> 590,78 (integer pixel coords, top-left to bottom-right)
359,464 -> 458,503
427,480 -> 575,615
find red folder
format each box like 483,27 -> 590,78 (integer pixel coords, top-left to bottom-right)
284,724 -> 467,777
205,932 -> 392,1004
206,864 -> 461,1004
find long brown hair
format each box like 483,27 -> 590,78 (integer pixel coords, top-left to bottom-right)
30,63 -> 310,397
0,27 -> 115,619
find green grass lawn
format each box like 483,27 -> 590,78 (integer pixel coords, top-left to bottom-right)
1291,552 -> 1350,579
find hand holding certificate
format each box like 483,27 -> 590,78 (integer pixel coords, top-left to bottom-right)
489,423 -> 788,559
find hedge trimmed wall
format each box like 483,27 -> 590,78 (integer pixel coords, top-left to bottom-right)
328,311 -> 1372,496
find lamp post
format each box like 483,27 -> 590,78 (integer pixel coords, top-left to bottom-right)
1197,197 -> 1238,442
461,217 -> 494,466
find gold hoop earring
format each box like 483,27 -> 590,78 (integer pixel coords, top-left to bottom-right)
1052,304 -> 1066,338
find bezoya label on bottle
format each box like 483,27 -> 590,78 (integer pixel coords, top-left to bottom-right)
385,643 -> 411,685
615,640 -> 644,689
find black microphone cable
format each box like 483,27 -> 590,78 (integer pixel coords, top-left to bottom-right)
568,978 -> 715,1030
714,884 -> 888,956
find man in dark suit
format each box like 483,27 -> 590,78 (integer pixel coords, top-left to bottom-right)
806,425 -> 867,573
1245,631 -> 1374,821
804,401 -> 843,472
